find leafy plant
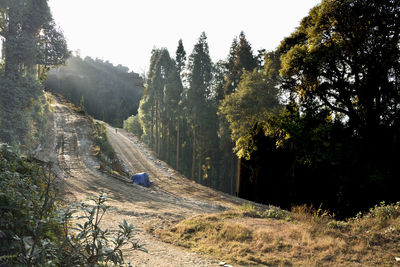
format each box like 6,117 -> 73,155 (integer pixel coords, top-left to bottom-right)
58,193 -> 146,266
0,143 -> 61,266
0,144 -> 145,266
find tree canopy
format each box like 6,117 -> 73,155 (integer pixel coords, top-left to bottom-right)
45,55 -> 143,127
279,0 -> 400,138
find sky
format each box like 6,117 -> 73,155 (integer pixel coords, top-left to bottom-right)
47,0 -> 321,74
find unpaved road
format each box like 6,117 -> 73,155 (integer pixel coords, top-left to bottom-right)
37,96 -> 246,266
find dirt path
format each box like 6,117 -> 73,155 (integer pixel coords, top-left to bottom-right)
37,96 -> 245,266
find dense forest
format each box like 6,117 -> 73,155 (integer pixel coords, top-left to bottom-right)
1,0 -> 399,218
125,0 -> 400,217
1,0 -> 400,265
124,33 -> 266,194
45,55 -> 144,127
0,0 -> 68,147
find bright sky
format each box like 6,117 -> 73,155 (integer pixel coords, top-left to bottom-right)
47,0 -> 321,74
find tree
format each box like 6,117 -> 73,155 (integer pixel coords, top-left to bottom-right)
218,32 -> 259,192
0,0 -> 68,80
235,0 -> 400,216
220,52 -> 281,159
175,39 -> 186,80
279,0 -> 400,141
223,31 -> 258,96
186,32 -> 213,181
0,0 -> 68,144
45,56 -> 144,127
138,48 -> 182,163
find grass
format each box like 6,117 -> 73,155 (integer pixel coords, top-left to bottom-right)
155,202 -> 400,266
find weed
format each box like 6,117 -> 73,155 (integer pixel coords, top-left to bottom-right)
367,201 -> 400,221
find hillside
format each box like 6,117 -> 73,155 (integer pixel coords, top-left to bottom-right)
32,94 -> 398,267
44,56 -> 144,126
34,94 -> 248,266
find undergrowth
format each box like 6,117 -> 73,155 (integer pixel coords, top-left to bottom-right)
156,202 -> 400,266
0,143 -> 144,266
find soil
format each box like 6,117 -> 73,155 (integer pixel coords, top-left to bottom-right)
36,95 -> 247,266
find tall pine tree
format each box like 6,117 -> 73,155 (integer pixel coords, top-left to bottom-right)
186,32 -> 212,181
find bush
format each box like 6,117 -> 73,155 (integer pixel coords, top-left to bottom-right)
58,193 -> 146,266
0,144 -> 144,266
92,122 -> 117,162
123,115 -> 143,137
0,143 -> 61,266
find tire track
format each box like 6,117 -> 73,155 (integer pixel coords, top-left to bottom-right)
107,126 -> 244,208
46,96 -> 246,266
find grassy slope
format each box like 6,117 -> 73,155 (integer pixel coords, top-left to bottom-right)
155,203 -> 400,266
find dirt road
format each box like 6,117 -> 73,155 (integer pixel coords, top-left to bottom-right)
37,96 -> 245,266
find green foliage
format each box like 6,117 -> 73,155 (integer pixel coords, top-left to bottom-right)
0,0 -> 68,80
44,56 -> 143,127
92,122 -> 116,163
23,93 -> 52,151
123,114 -> 143,137
0,76 -> 50,147
186,32 -> 215,181
0,143 -> 62,266
0,144 -> 144,266
223,32 -> 258,96
279,0 -> 400,136
0,0 -> 68,146
220,68 -> 281,159
366,201 -> 400,221
59,193 -> 146,266
138,48 -> 183,163
235,0 -> 400,217
238,203 -> 290,220
175,39 -> 186,79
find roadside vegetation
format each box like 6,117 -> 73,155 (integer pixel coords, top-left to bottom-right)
0,143 -> 144,266
54,93 -> 126,176
156,203 -> 400,266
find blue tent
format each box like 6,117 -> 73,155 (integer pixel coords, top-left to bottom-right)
130,172 -> 150,187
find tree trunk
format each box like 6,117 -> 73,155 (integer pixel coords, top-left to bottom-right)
181,119 -> 185,173
198,155 -> 202,184
191,125 -> 196,180
176,118 -> 180,170
155,102 -> 160,156
167,119 -> 171,163
150,106 -> 154,149
230,143 -> 235,195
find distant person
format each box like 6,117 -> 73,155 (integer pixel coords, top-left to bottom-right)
115,128 -> 118,134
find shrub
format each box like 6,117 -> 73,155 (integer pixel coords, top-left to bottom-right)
58,193 -> 146,266
0,143 -> 61,266
0,144 -> 144,266
92,122 -> 117,163
367,201 -> 400,221
123,115 -> 143,137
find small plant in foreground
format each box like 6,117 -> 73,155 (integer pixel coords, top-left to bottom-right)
59,193 -> 146,266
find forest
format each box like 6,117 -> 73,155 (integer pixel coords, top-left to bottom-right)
124,0 -> 400,217
1,0 -> 400,265
0,0 -> 68,147
45,55 -> 144,127
0,0 -> 399,218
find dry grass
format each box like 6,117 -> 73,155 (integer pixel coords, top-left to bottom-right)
155,202 -> 400,266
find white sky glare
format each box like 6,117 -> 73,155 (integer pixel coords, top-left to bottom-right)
47,0 -> 321,74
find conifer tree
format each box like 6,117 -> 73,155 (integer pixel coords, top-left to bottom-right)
175,39 -> 186,80
223,32 -> 257,96
186,32 -> 212,181
138,48 -> 182,162
0,0 -> 68,80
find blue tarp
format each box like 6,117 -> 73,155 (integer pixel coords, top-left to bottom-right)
130,172 -> 150,187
